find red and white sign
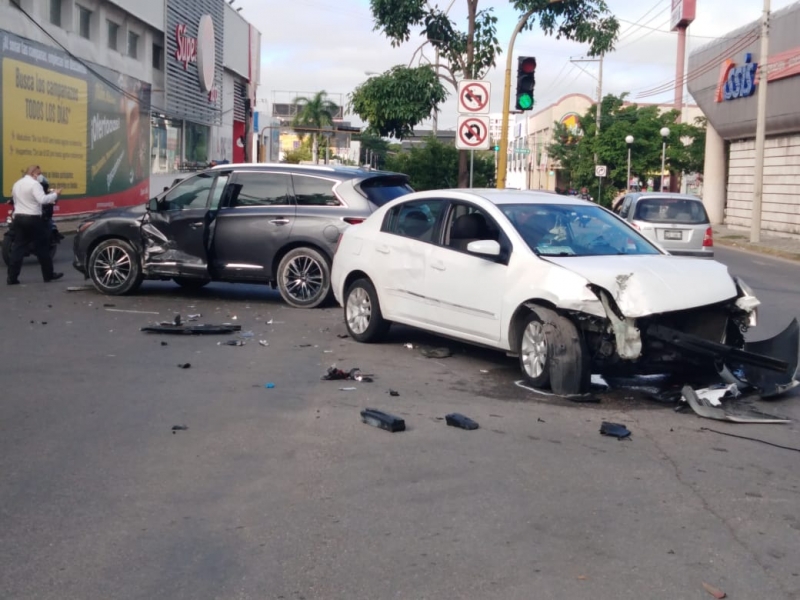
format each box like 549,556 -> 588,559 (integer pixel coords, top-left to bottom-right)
457,80 -> 491,114
760,46 -> 800,83
456,115 -> 490,150
670,0 -> 696,31
174,15 -> 216,94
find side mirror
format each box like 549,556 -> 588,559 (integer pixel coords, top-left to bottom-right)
466,239 -> 501,257
148,198 -> 159,212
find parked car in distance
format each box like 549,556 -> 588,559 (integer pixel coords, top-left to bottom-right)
331,189 -> 759,395
617,192 -> 713,257
73,163 -> 413,308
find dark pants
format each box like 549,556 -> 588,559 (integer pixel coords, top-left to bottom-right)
7,214 -> 54,282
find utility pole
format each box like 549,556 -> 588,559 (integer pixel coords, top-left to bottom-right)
751,0 -> 770,244
432,49 -> 439,135
571,54 -> 603,162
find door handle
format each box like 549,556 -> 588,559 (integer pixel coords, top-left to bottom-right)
189,221 -> 204,229
376,245 -> 389,254
269,218 -> 290,225
431,260 -> 446,271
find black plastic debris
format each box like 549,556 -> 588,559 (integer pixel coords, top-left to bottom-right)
389,390 -> 400,397
569,396 -> 601,404
361,409 -> 405,432
141,324 -> 242,335
600,421 -> 631,439
445,413 -> 479,430
419,346 -> 452,359
177,363 -> 191,369
218,340 -> 245,346
171,425 -> 188,434
103,303 -> 115,308
161,341 -> 168,346
322,367 -> 373,382
172,314 -> 182,326
681,385 -> 790,424
337,334 -> 350,339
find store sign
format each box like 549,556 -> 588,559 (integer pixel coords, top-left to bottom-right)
174,15 -> 215,94
761,46 -> 800,83
715,53 -> 758,102
670,0 -> 696,31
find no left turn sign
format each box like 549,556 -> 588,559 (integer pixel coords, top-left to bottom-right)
456,115 -> 490,150
457,80 -> 491,114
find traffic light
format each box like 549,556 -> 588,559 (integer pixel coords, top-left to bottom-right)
515,56 -> 536,111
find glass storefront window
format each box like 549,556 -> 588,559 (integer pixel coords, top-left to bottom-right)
150,117 -> 182,174
185,122 -> 209,166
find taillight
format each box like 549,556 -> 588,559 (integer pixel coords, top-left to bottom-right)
343,217 -> 365,225
703,227 -> 713,247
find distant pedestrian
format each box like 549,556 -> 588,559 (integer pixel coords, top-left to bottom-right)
6,165 -> 63,285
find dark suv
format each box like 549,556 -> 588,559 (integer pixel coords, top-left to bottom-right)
72,164 -> 413,308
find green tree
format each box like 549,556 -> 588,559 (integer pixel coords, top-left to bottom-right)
291,91 -> 339,164
353,132 -> 392,169
352,0 -> 620,187
385,137 -> 495,190
547,94 -> 706,205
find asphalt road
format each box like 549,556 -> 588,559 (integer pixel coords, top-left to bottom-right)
1,241 -> 799,600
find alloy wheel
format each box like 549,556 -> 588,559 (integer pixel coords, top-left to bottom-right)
521,320 -> 548,378
93,245 -> 132,290
283,255 -> 324,303
346,287 -> 372,334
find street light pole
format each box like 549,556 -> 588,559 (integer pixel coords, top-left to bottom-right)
660,127 -> 670,192
625,135 -> 634,191
751,0 -> 771,243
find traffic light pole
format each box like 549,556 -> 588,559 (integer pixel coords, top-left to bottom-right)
496,8 -> 535,189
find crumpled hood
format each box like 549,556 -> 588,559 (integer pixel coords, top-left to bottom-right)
93,203 -> 148,220
545,255 -> 739,318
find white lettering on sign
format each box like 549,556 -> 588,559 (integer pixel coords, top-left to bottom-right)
175,24 -> 197,70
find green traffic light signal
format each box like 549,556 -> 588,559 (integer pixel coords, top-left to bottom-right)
515,56 -> 536,112
517,93 -> 533,110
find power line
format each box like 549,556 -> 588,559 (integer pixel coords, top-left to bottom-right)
616,17 -> 672,51
616,0 -> 668,42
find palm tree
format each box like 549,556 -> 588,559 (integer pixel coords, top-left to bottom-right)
291,91 -> 339,164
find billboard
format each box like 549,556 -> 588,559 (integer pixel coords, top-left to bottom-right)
671,0 -> 696,31
0,30 -> 151,217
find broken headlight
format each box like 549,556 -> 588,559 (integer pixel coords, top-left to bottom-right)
734,277 -> 759,327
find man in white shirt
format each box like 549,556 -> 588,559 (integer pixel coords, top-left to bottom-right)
6,165 -> 63,285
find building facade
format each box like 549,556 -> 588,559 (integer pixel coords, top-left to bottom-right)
687,2 -> 800,239
1,0 -> 260,217
518,93 -> 703,193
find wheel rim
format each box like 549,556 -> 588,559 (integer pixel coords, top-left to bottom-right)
93,245 -> 132,290
521,320 -> 548,378
283,255 -> 324,303
346,287 -> 371,334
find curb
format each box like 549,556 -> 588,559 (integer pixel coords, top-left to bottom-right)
715,236 -> 800,263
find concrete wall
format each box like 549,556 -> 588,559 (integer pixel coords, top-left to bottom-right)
223,2 -> 249,78
108,0 -> 164,32
726,135 -> 800,238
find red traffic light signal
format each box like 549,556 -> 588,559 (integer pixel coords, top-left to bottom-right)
515,56 -> 536,111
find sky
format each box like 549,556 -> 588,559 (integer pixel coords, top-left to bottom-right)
234,0 -> 797,132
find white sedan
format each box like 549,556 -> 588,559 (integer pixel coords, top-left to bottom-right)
331,190 -> 760,395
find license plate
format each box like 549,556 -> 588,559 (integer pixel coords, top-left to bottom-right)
664,230 -> 682,240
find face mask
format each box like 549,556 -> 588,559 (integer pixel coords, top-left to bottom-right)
37,175 -> 45,183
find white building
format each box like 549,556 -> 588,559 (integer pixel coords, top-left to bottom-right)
505,113 -> 529,190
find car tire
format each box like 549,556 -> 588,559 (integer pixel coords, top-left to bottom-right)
277,247 -> 332,309
518,307 -> 589,395
1,234 -> 11,267
88,238 -> 143,296
173,277 -> 210,291
344,278 -> 390,343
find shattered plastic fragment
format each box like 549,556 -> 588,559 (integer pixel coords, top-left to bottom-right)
600,422 -> 631,439
218,340 -> 245,346
360,408 -> 405,432
702,582 -> 727,599
340,387 -> 357,391
177,363 -> 191,369
161,341 -> 168,346
681,386 -> 790,424
240,331 -> 255,338
389,390 -> 400,397
404,343 -> 414,349
187,314 -> 202,321
259,340 -> 269,347
337,334 -> 349,339
171,425 -> 188,434
265,383 -> 275,389
445,413 -> 479,430
590,374 -> 610,390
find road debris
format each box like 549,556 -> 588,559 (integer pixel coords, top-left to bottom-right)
337,334 -> 349,339
187,313 -> 202,321
103,303 -> 115,308
259,340 -> 269,347
340,387 -> 357,391
682,386 -> 790,424
108,308 -> 160,315
218,340 -> 245,346
177,363 -> 191,369
265,383 -> 275,389
404,343 -> 414,349
702,582 -> 727,599
322,367 -> 373,382
388,390 -> 400,397
361,408 -> 406,432
700,427 -> 800,453
445,413 -> 479,430
419,346 -> 452,359
66,285 -> 94,292
142,323 -> 242,335
160,341 -> 168,346
240,331 -> 255,338
171,425 -> 188,434
600,422 -> 631,439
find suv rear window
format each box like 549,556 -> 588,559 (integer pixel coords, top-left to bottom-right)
634,198 -> 709,224
358,176 -> 413,207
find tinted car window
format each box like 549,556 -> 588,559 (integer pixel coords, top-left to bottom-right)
228,172 -> 292,207
382,200 -> 446,243
292,175 -> 341,206
359,177 -> 414,206
501,203 -> 661,257
209,174 -> 229,210
634,198 -> 709,224
164,173 -> 215,210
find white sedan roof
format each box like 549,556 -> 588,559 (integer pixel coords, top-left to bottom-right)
417,188 -> 594,207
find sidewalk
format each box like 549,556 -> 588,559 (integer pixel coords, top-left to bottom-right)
713,224 -> 800,262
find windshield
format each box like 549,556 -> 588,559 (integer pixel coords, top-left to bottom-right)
500,203 -> 662,257
634,197 -> 709,224
358,176 -> 414,206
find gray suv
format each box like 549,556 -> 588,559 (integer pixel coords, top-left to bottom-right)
72,164 -> 413,308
